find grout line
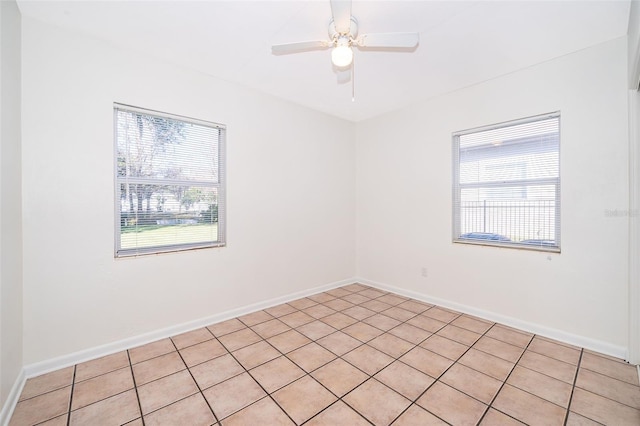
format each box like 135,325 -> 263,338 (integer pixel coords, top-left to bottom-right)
168,337 -> 221,425
563,348 -> 584,426
126,350 -> 146,426
65,365 -> 77,426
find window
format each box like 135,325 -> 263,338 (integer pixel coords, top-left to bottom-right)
114,104 -> 226,257
452,112 -> 560,251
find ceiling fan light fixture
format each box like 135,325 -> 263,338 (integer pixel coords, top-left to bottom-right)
331,37 -> 353,67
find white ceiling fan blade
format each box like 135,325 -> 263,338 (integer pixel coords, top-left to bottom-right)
271,40 -> 331,55
336,69 -> 351,84
330,0 -> 352,34
356,32 -> 420,48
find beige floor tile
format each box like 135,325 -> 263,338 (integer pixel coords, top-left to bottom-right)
397,300 -> 432,314
363,313 -> 401,331
406,315 -> 448,333
137,370 -> 199,415
375,361 -> 435,400
132,351 -> 186,386
249,356 -> 305,393
570,387 -> 640,424
400,347 -> 452,378
75,351 -> 130,382
575,368 -> 640,409
360,299 -> 393,313
238,310 -> 274,327
305,400 -> 370,426
71,366 -> 134,410
344,379 -> 411,426
250,318 -> 290,339
308,292 -> 336,303
324,298 -> 356,311
10,386 -> 71,425
528,337 -> 581,365
171,328 -> 213,350
458,348 -> 515,381
302,304 -> 337,319
144,393 -> 215,426
264,303 -> 298,318
69,389 -> 140,426
388,323 -> 431,345
202,372 -> 266,420
272,376 -> 337,424
320,312 -> 358,329
316,331 -> 362,356
232,340 -> 280,369
123,419 -> 144,426
440,363 -> 502,404
296,320 -> 337,340
190,353 -> 245,390
377,294 -> 409,306
368,333 -> 415,358
508,365 -> 573,407
287,297 -> 317,310
493,384 -> 566,426
129,339 -> 176,364
580,352 -> 640,386
417,381 -> 487,425
485,325 -> 533,348
420,334 -> 469,360
382,306 -> 417,322
359,288 -> 387,299
180,339 -> 228,367
342,283 -> 368,292
312,358 -> 369,397
480,408 -> 526,425
19,366 -> 74,401
207,318 -> 246,337
343,345 -> 394,375
422,307 -> 460,323
451,315 -> 494,334
436,324 -> 481,346
342,305 -> 377,320
391,404 -> 448,425
267,329 -> 311,353
473,336 -> 525,363
565,410 -> 602,425
217,328 -> 262,352
342,321 -> 384,342
341,293 -> 372,305
279,311 -> 315,328
286,342 -> 336,372
326,288 -> 352,298
518,350 -> 577,384
38,414 -> 69,426
221,396 -> 294,426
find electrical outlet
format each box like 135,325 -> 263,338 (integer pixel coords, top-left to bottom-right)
421,267 -> 428,278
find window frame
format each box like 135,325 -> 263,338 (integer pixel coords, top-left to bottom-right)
452,112 -> 561,252
114,103 -> 226,257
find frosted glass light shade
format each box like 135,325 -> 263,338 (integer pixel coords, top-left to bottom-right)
331,45 -> 353,67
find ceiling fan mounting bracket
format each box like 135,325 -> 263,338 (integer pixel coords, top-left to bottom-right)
329,16 -> 358,40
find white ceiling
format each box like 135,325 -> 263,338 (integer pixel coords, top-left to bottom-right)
17,0 -> 632,122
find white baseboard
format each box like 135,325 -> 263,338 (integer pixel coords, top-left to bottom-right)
0,369 -> 25,426
356,277 -> 629,361
23,277 -> 354,379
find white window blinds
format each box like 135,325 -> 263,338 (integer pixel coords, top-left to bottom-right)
114,104 -> 226,257
453,112 -> 560,251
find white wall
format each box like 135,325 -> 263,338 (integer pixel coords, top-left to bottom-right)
629,0 -> 640,90
21,17 -> 356,365
356,37 -> 630,355
0,0 -> 23,409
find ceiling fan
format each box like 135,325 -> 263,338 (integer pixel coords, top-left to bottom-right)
271,0 -> 419,98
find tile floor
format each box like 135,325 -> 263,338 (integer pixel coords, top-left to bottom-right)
9,283 -> 640,425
